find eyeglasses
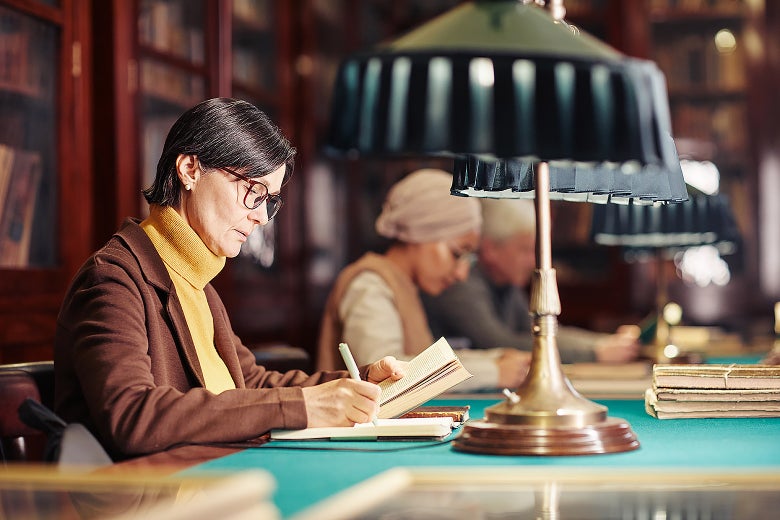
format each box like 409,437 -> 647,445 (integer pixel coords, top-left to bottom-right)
221,166 -> 284,220
448,247 -> 478,266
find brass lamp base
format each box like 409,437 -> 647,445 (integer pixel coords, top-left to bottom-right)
453,418 -> 639,456
451,284 -> 640,456
452,335 -> 640,456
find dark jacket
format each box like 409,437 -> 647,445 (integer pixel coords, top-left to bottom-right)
55,219 -> 345,460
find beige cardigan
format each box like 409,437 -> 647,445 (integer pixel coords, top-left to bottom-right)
317,253 -> 434,371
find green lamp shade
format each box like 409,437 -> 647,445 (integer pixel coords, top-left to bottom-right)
450,133 -> 688,204
590,188 -> 741,253
327,0 -> 676,170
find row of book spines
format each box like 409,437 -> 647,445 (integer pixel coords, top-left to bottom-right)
0,25 -> 46,97
671,101 -> 746,157
0,143 -> 42,267
649,0 -> 746,11
137,0 -> 271,64
654,34 -> 746,92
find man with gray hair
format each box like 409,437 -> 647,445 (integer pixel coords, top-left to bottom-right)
422,198 -> 640,364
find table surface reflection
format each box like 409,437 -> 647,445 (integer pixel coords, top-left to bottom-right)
294,467 -> 780,520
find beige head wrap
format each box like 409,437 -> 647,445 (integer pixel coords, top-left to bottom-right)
375,169 -> 482,244
480,198 -> 536,242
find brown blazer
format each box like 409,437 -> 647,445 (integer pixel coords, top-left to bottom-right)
317,252 -> 434,371
54,219 -> 347,460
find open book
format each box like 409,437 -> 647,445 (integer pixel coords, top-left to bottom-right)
270,338 -> 471,440
376,337 -> 472,419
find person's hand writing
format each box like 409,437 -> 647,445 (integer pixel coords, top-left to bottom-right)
301,379 -> 380,427
594,324 -> 641,363
496,349 -> 531,389
366,356 -> 407,384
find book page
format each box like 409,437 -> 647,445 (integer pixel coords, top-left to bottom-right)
380,360 -> 460,405
377,337 -> 458,404
377,365 -> 472,419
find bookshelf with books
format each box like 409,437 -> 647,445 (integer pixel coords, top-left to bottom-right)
525,0 -> 773,334
0,0 -> 93,362
641,0 -> 770,331
650,1 -> 750,170
91,0 -> 302,350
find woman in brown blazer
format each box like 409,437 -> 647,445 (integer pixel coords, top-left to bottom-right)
54,98 -> 404,460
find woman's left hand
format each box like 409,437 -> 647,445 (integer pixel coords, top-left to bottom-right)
366,356 -> 407,384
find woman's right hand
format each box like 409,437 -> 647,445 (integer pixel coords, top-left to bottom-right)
301,378 -> 381,427
496,349 -> 531,389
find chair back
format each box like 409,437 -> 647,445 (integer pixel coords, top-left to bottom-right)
0,370 -> 42,461
0,361 -> 54,408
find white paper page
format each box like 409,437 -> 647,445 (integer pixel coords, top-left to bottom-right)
378,337 -> 457,404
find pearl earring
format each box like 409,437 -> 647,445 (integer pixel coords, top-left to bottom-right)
185,184 -> 191,191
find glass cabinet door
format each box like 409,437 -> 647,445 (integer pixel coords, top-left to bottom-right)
232,0 -> 277,110
0,4 -> 58,268
647,0 -> 755,326
230,0 -> 282,269
136,0 -> 208,214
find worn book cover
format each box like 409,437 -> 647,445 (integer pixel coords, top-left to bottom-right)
652,364 -> 780,390
654,387 -> 780,402
645,388 -> 780,419
399,405 -> 470,425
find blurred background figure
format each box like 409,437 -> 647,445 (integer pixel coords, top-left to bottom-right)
317,169 -> 530,391
423,198 -> 641,364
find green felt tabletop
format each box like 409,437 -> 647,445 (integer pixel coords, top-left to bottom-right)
188,398 -> 780,518
708,355 -> 765,365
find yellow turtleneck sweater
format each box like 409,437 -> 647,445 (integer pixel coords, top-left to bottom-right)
141,204 -> 235,394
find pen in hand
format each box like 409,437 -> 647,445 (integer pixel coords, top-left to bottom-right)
338,342 -> 379,425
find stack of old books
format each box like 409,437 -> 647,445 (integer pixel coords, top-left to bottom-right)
645,364 -> 780,419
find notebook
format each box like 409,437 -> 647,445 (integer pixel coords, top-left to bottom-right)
270,417 -> 455,440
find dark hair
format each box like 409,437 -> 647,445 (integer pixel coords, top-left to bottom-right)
143,98 -> 296,206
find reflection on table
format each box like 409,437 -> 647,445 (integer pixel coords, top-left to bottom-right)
294,467 -> 780,520
0,465 -> 276,520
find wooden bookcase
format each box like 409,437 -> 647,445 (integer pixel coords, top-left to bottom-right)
637,0 -> 767,331
91,0 -> 303,349
0,0 -> 93,363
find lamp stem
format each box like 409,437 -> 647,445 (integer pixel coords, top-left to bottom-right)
453,161 -> 640,454
535,162 -> 553,271
548,0 -> 566,22
484,161 -> 605,427
530,162 -> 560,319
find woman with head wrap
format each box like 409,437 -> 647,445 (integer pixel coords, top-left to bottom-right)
317,169 -> 531,391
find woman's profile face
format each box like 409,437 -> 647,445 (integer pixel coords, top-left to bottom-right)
412,229 -> 480,296
180,160 -> 286,258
